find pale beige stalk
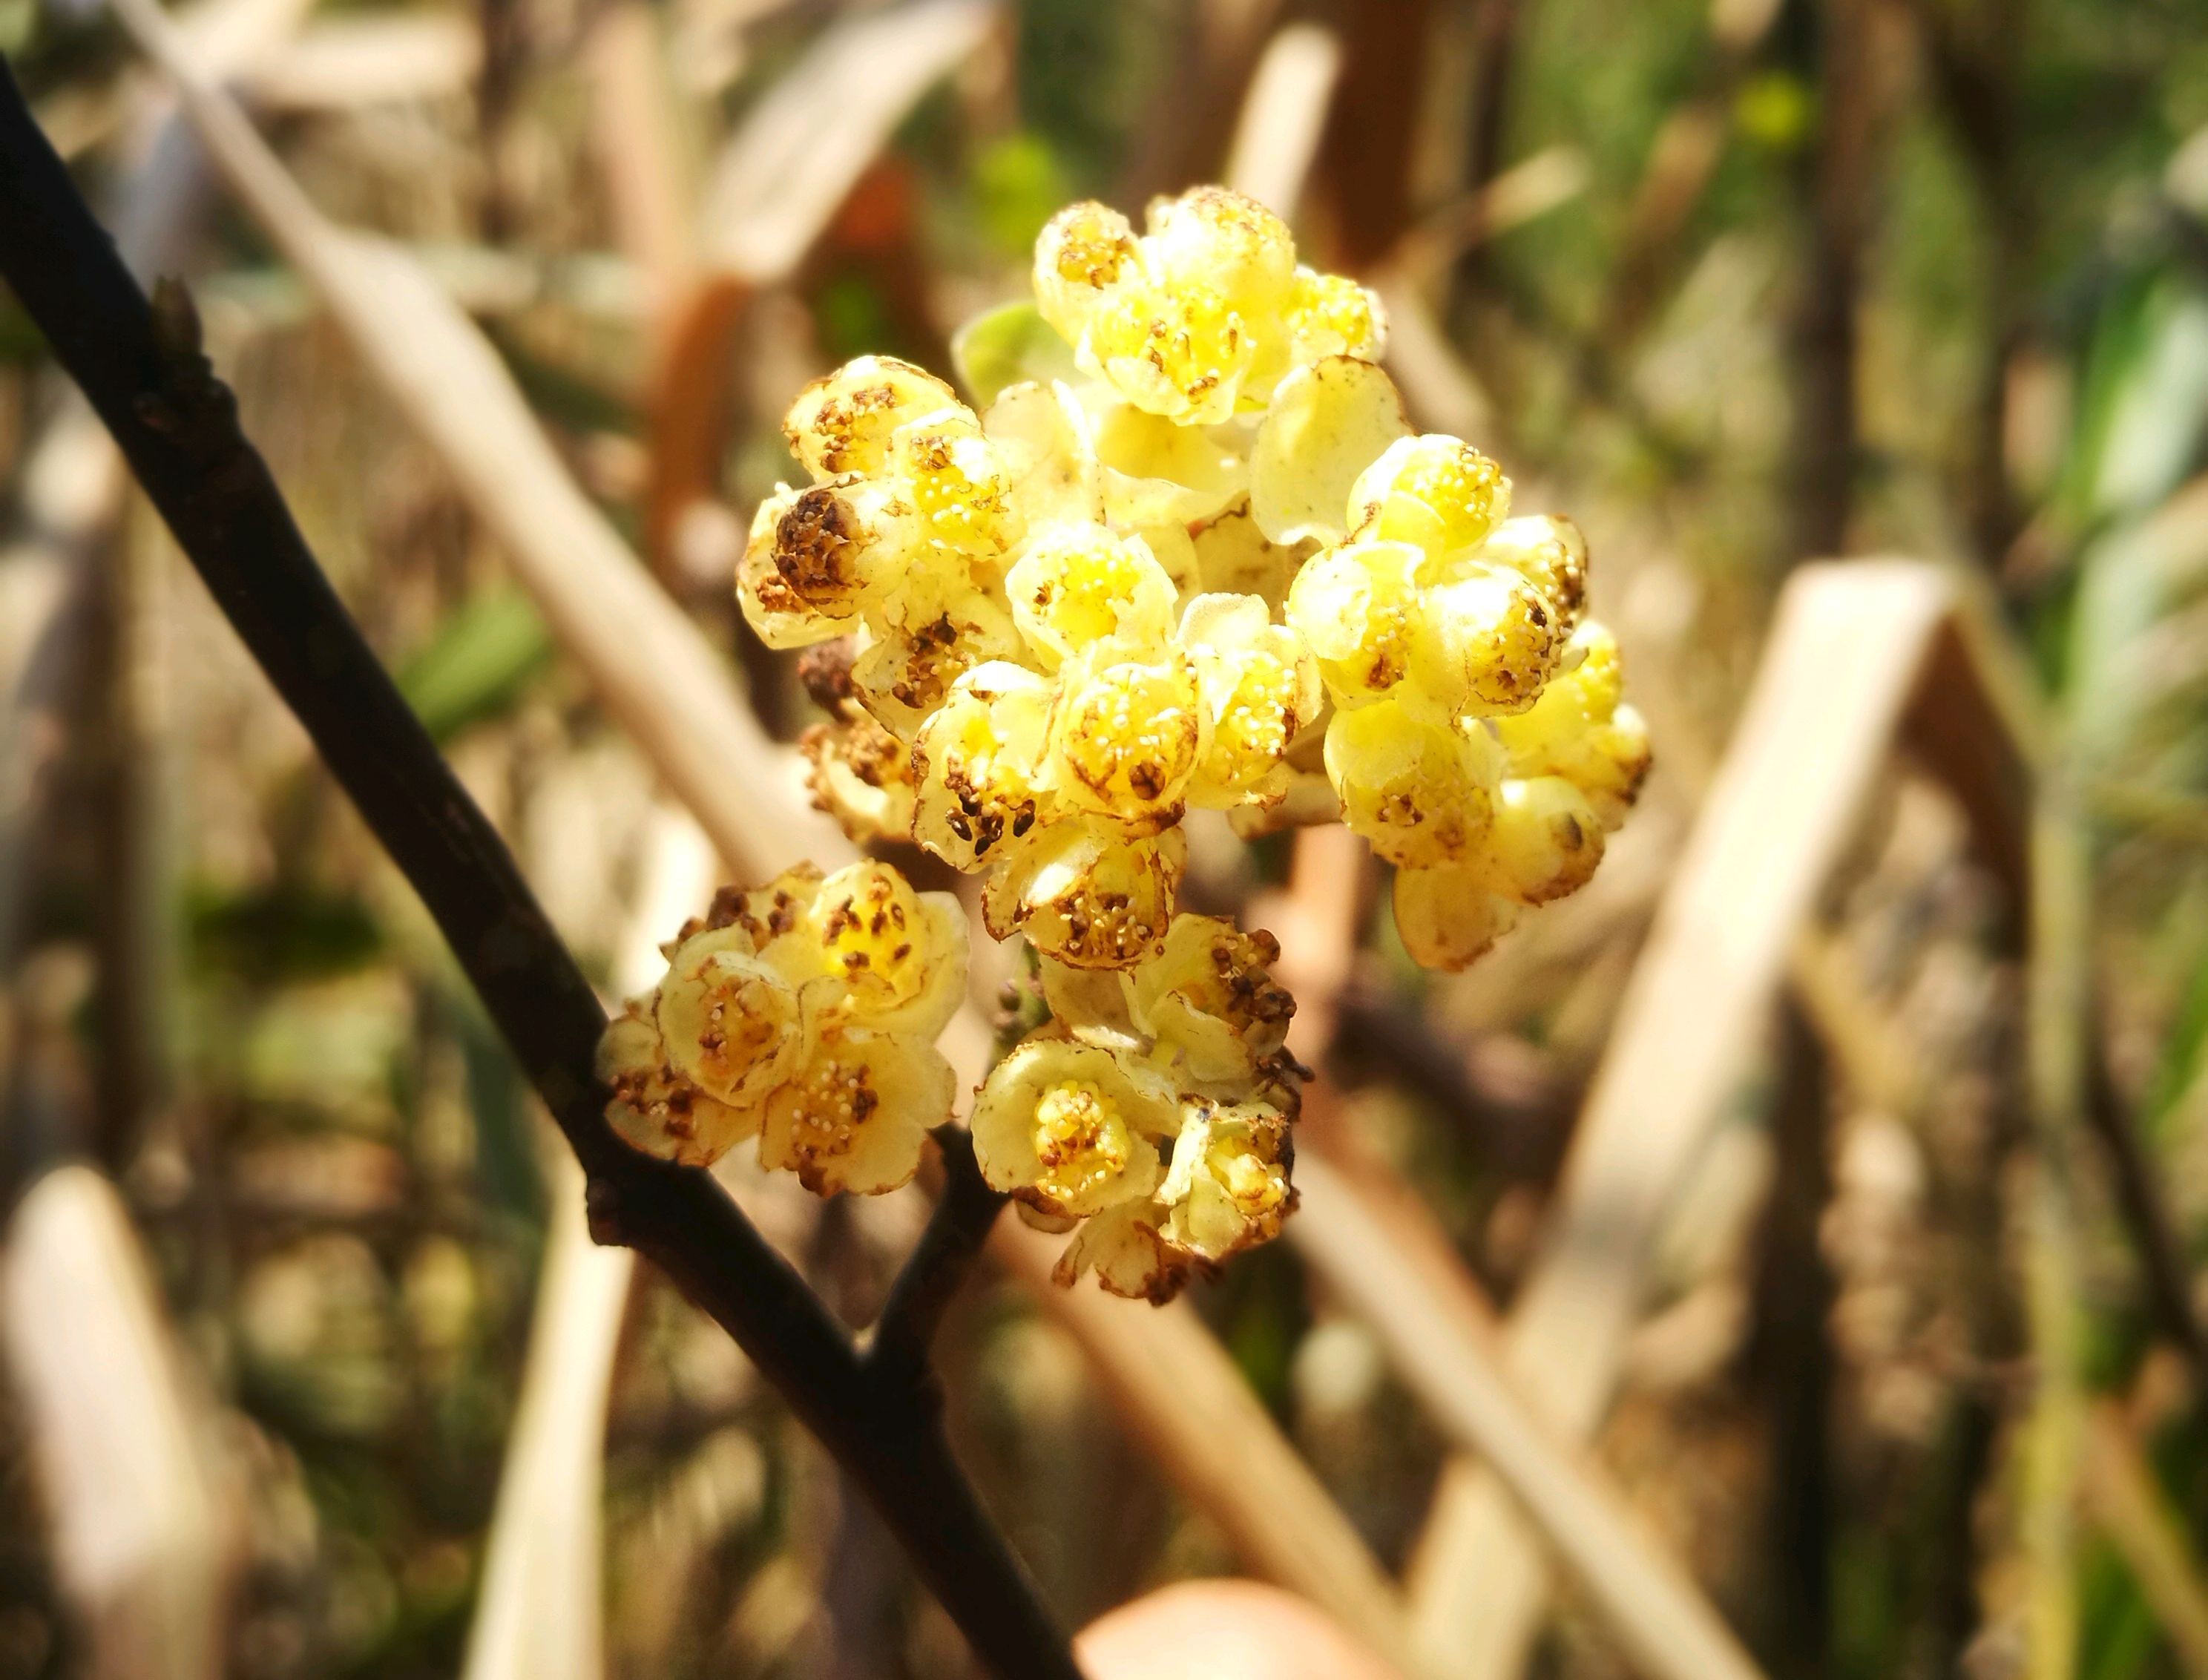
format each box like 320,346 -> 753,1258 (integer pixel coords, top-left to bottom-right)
1406,562 -> 2034,1679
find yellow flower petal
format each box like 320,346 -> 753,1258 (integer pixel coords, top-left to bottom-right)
597,1004 -> 760,1167
758,1027 -> 952,1195
1391,865 -> 1520,972
1249,357 -> 1410,547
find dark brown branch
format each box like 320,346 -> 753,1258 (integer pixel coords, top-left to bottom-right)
0,61 -> 1080,1680
867,1125 -> 1005,1385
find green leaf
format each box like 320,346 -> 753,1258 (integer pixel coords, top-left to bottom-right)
2062,274 -> 2208,534
2144,945 -> 2208,1141
950,299 -> 1078,410
396,585 -> 553,744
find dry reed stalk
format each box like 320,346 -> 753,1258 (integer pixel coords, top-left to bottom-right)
461,810 -> 715,1680
1404,562 -> 2034,1679
105,19 -> 1427,1663
1222,24 -> 1343,219
985,1218 -> 1430,1679
2081,1400 -> 2208,1678
1254,795 -> 1767,1680
585,3 -> 696,328
244,16 -> 481,112
1293,1155 -> 1766,1680
1,1166 -> 235,1680
645,0 -> 997,562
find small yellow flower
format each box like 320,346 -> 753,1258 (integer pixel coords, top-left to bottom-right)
798,860 -> 970,1037
1143,186 -> 1297,323
1034,200 -> 1143,346
1157,1099 -> 1294,1261
1482,775 -> 1607,904
1082,277 -> 1255,428
970,1034 -> 1173,1218
1285,267 -> 1387,365
1348,433 -> 1512,558
758,1024 -> 954,1195
1005,522 -> 1178,670
1285,538 -> 1425,710
783,355 -> 962,480
848,580 -> 1025,742
1045,650 -> 1206,829
1462,513 -> 1588,632
1390,867 -> 1522,973
1491,621 -> 1652,825
1410,563 -> 1562,719
1324,700 -> 1499,869
981,818 -> 1183,970
1123,914 -> 1295,1083
653,925 -> 804,1108
597,1004 -> 760,1168
1178,593 -> 1321,810
911,660 -> 1054,870
891,404 -> 1019,560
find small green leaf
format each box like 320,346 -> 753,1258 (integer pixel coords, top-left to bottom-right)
397,585 -> 553,744
950,300 -> 1078,410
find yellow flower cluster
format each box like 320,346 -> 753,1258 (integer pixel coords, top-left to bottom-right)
711,182 -> 1648,1286
1283,437 -> 1649,969
971,914 -> 1301,1300
746,188 -> 1370,974
1034,187 -> 1384,425
597,861 -> 967,1195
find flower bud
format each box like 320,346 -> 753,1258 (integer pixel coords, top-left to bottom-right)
1391,867 -> 1521,972
1178,593 -> 1321,809
1324,700 -> 1497,869
783,355 -> 961,480
1348,433 -> 1511,559
1284,538 -> 1424,709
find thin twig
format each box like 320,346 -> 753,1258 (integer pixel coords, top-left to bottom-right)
0,65 -> 1080,1680
867,1126 -> 1005,1385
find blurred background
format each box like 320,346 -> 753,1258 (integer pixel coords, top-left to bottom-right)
3,0 -> 2208,1676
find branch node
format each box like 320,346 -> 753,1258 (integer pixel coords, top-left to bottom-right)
867,1124 -> 1004,1385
